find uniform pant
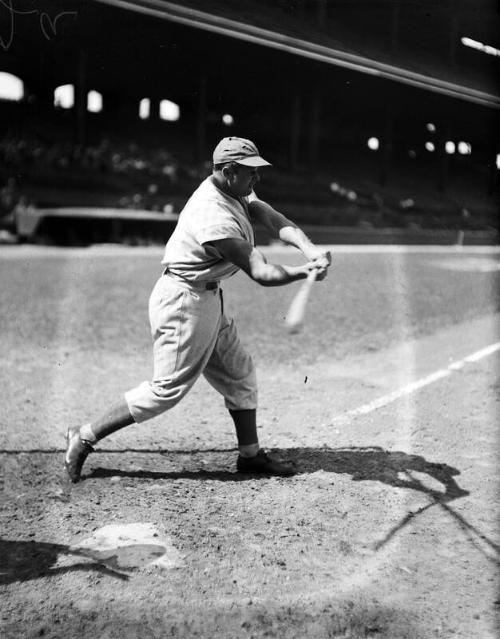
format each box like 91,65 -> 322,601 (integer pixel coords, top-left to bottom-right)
124,275 -> 257,423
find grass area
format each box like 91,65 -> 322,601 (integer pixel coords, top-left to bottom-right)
2,248 -> 499,369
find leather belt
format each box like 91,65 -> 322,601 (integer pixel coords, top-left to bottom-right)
163,270 -> 219,290
202,281 -> 219,290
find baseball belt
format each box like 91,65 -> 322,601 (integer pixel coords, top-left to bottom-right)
163,269 -> 219,291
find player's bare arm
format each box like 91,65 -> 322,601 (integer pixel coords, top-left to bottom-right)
248,199 -> 331,269
204,237 -> 326,286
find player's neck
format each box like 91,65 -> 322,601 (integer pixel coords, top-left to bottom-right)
211,174 -> 239,200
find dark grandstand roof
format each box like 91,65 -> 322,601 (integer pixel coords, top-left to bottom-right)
2,0 -> 499,108
93,0 -> 500,107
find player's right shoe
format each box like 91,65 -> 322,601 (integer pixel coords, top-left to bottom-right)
64,426 -> 94,483
236,449 -> 296,476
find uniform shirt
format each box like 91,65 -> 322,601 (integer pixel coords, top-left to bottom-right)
162,176 -> 256,282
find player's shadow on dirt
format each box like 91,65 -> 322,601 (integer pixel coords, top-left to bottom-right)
287,446 -> 498,563
0,539 -> 129,585
286,445 -> 470,501
90,445 -> 468,501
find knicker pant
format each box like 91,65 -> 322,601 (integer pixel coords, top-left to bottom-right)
124,276 -> 257,423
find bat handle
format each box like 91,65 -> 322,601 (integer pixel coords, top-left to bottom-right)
306,269 -> 318,284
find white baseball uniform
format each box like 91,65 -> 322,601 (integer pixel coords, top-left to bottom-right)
124,176 -> 258,423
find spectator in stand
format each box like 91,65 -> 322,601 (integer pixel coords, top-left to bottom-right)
0,178 -> 19,230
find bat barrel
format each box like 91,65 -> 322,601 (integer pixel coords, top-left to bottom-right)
284,270 -> 317,333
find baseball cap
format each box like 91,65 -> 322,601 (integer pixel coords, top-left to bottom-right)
212,137 -> 271,167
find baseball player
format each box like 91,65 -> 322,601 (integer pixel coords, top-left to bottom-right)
65,137 -> 331,482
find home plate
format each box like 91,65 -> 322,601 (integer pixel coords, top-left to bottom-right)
70,523 -> 183,573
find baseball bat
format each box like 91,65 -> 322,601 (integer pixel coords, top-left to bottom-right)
284,269 -> 317,334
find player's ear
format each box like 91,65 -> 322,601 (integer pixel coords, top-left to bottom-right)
222,162 -> 239,178
222,164 -> 237,184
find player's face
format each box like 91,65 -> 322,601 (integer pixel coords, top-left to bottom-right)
229,165 -> 260,197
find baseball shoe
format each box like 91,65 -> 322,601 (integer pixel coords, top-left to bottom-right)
236,449 -> 295,476
64,426 -> 94,483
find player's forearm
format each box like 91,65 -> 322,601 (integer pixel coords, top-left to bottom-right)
250,200 -> 319,258
278,225 -> 319,260
251,262 -> 308,287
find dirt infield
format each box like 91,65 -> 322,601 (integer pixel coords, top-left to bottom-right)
1,245 -> 499,638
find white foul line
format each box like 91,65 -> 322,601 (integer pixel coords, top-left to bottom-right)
331,342 -> 500,423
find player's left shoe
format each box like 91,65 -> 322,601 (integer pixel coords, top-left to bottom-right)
236,449 -> 296,476
64,426 -> 94,483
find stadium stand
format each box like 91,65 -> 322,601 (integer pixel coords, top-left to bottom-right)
0,0 -> 498,245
